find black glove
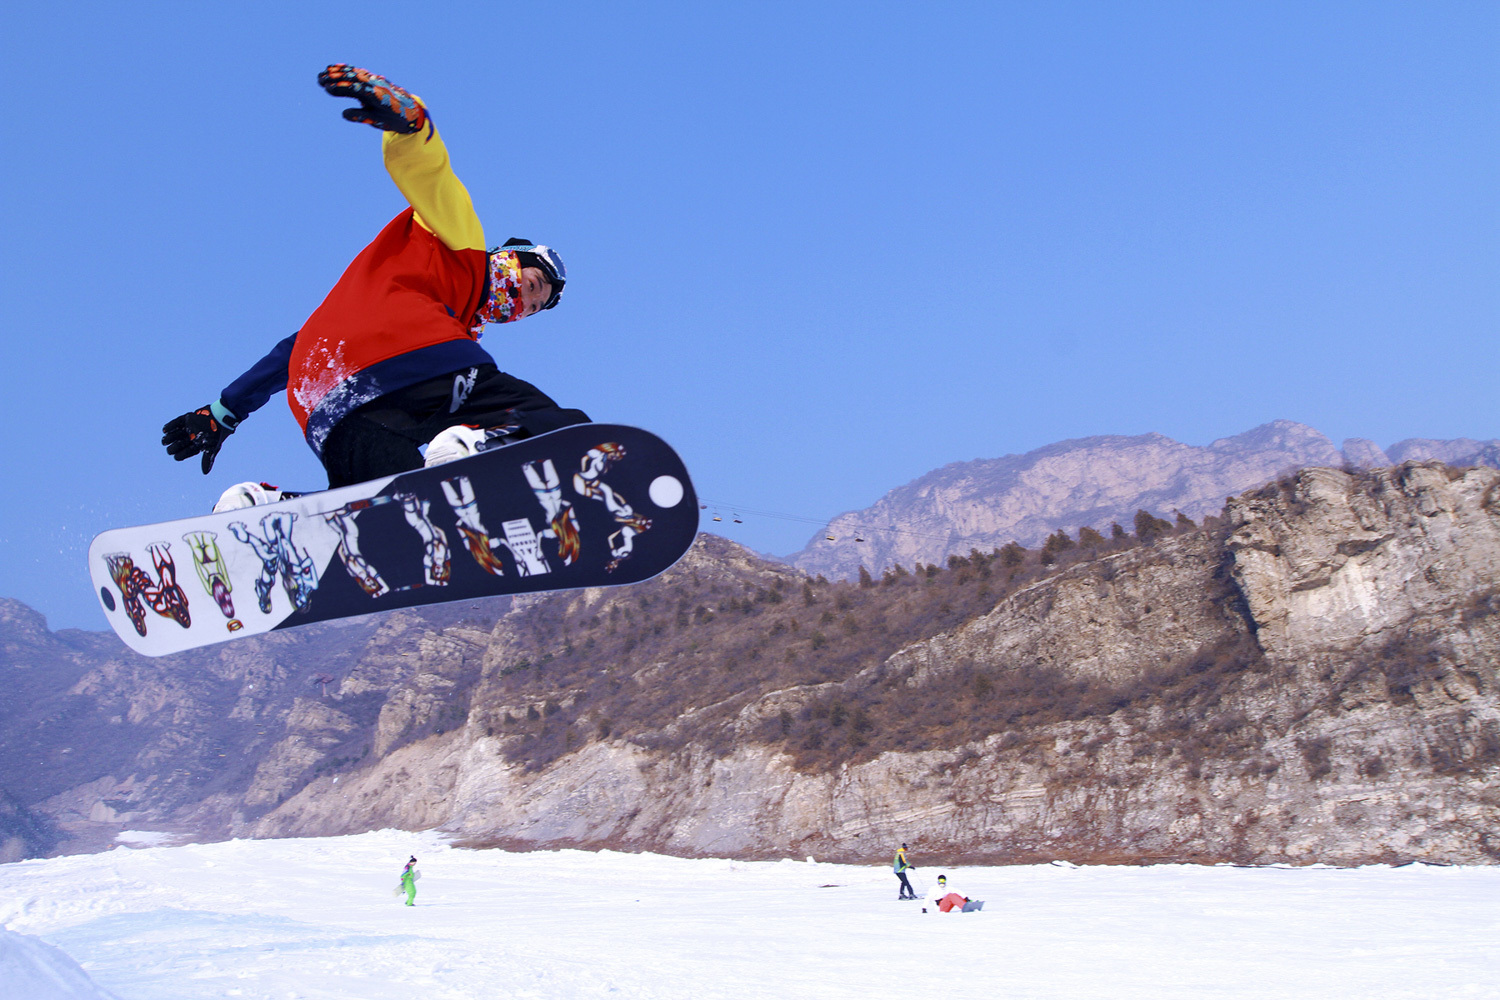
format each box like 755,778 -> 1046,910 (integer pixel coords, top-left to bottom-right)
317,65 -> 428,134
162,405 -> 232,475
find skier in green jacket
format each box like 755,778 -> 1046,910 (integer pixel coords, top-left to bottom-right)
400,856 -> 418,906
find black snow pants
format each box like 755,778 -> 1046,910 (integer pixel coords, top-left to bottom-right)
896,871 -> 915,899
320,364 -> 590,488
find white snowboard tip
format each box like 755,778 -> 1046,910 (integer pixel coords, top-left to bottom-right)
649,475 -> 685,508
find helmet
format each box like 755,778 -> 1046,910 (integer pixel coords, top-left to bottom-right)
937,875 -> 947,884
498,237 -> 566,310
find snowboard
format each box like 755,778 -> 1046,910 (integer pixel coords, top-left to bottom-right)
961,900 -> 984,912
90,424 -> 697,657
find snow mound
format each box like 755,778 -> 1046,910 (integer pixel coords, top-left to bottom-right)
0,927 -> 116,999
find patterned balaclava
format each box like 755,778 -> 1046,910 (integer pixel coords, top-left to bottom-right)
471,249 -> 525,331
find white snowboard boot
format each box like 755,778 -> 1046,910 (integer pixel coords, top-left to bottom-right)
213,482 -> 295,513
423,423 -> 522,468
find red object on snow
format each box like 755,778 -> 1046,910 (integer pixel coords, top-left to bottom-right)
938,892 -> 969,912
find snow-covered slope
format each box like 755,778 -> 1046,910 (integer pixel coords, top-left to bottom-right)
0,831 -> 1496,999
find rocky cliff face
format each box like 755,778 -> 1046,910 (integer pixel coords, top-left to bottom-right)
246,462 -> 1500,865
785,420 -> 1500,583
3,459 -> 1497,866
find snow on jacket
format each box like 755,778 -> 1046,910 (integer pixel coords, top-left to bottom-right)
220,109 -> 495,458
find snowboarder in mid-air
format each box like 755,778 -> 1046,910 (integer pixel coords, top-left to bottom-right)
162,65 -> 589,510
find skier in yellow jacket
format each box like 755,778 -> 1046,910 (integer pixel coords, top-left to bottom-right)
893,843 -> 917,900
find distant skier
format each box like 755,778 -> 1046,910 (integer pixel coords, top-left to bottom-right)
162,65 -> 588,510
400,856 -> 419,906
893,843 -> 917,900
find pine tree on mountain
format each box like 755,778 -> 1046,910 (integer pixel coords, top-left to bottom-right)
1133,510 -> 1173,543
999,542 -> 1027,568
1040,529 -> 1075,565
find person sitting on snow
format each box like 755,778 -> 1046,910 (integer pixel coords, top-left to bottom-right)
924,873 -> 971,913
162,65 -> 588,510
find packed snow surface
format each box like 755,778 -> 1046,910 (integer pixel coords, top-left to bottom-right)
0,829 -> 1496,999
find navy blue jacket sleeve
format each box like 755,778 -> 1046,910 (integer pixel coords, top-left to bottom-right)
219,333 -> 296,423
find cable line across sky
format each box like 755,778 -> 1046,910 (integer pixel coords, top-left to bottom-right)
695,496 -> 1003,548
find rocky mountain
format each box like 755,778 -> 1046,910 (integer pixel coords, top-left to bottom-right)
785,420 -> 1500,582
1387,437 -> 1500,468
1,459 -> 1497,866
0,595 -> 508,859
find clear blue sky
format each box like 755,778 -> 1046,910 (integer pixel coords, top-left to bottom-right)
2,2 -> 1495,630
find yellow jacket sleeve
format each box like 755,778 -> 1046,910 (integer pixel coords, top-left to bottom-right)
381,117 -> 486,253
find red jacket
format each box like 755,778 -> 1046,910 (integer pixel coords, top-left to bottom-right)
285,116 -> 493,455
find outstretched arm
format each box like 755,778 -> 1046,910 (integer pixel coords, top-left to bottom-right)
220,332 -> 296,422
161,333 -> 296,474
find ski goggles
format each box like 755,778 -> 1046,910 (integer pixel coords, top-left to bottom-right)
493,244 -> 567,310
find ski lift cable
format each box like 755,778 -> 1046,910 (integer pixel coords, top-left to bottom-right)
696,496 -> 993,546
697,498 -> 829,527
701,498 -> 969,544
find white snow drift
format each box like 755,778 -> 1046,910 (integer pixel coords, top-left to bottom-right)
0,927 -> 117,999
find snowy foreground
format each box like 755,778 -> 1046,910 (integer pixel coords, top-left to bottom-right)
1,831 -> 1497,1000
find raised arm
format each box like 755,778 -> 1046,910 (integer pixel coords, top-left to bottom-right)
382,127 -> 486,252
317,64 -> 485,253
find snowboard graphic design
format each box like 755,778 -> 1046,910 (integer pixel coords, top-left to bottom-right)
90,424 -> 697,656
